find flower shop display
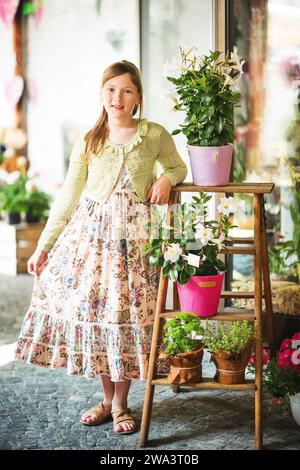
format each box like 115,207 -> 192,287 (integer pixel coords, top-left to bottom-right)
164,46 -> 244,185
248,332 -> 300,423
203,320 -> 255,384
159,312 -> 204,385
0,166 -> 51,224
0,171 -> 26,223
142,191 -> 244,317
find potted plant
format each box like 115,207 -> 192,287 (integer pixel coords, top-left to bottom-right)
164,46 -> 244,185
285,192 -> 300,283
268,233 -> 293,282
248,333 -> 300,424
159,312 -> 204,385
202,320 -> 255,384
142,191 -> 244,317
24,179 -> 50,223
0,171 -> 26,224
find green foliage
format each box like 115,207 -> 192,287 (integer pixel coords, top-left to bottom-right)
0,174 -> 27,214
0,173 -> 51,218
268,239 -> 294,276
202,320 -> 255,360
162,312 -> 204,356
165,48 -> 243,146
263,359 -> 300,402
141,191 -> 236,284
24,188 -> 50,219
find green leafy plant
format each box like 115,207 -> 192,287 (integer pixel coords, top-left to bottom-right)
202,320 -> 255,360
162,312 -> 204,356
268,234 -> 293,277
164,46 -> 244,146
24,183 -> 50,220
248,333 -> 300,412
286,192 -> 300,269
0,173 -> 27,214
142,191 -> 243,285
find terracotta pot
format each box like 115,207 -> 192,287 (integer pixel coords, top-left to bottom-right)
159,346 -> 203,385
211,345 -> 252,385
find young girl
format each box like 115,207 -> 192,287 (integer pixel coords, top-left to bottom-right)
15,60 -> 187,435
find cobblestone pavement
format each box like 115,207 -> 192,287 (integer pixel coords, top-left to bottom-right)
0,273 -> 299,450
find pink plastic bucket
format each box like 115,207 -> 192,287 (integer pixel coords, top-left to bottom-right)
187,144 -> 233,186
176,273 -> 224,317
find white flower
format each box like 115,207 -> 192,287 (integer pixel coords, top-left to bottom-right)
162,59 -> 182,78
0,169 -> 8,183
194,223 -> 214,245
180,44 -> 197,57
164,243 -> 182,263
229,46 -> 245,74
6,171 -> 20,184
165,90 -> 179,112
25,180 -> 38,192
213,233 -> 226,251
217,196 -> 236,216
194,55 -> 204,68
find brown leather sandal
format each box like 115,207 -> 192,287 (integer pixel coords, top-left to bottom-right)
111,408 -> 136,434
80,402 -> 112,426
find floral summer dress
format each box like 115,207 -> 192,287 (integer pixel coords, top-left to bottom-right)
14,156 -> 160,381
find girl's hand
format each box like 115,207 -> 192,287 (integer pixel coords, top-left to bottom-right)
146,175 -> 172,204
27,249 -> 48,276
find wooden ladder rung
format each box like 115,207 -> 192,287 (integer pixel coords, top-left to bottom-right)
151,377 -> 255,390
220,246 -> 255,255
226,237 -> 254,244
221,290 -> 265,299
160,307 -> 255,321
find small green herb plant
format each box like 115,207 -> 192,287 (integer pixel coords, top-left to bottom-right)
202,320 -> 255,360
162,312 -> 204,356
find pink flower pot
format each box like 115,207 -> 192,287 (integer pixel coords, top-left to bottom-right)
187,144 -> 233,186
176,273 -> 224,317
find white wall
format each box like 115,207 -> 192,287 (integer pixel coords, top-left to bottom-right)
26,0 -> 139,193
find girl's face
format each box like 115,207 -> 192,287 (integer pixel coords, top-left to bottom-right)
101,72 -> 141,120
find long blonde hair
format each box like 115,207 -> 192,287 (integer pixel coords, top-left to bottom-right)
84,60 -> 144,157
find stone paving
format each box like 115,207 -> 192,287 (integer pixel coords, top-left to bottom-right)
0,273 -> 299,450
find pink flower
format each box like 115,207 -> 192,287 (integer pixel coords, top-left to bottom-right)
249,353 -> 256,366
277,349 -> 293,369
292,332 -> 300,341
272,398 -> 282,407
279,338 -> 292,351
262,348 -> 270,365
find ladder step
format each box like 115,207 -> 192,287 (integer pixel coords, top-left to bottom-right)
221,290 -> 265,299
226,237 -> 254,244
220,246 -> 255,255
160,307 -> 255,321
151,377 -> 255,390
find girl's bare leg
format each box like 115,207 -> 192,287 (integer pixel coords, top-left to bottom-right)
112,379 -> 134,432
81,374 -> 114,424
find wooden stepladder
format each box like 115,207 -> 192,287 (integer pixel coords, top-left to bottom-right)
139,182 -> 275,450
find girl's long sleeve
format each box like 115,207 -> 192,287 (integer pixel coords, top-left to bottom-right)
157,127 -> 188,186
36,135 -> 88,253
